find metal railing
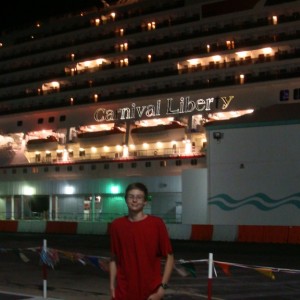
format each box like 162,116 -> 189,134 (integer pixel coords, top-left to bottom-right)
27,146 -> 204,164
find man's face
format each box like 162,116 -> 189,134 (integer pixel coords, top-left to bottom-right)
126,188 -> 147,212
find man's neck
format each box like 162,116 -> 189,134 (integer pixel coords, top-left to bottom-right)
128,211 -> 147,222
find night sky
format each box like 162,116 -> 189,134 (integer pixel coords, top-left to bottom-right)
0,0 -> 116,32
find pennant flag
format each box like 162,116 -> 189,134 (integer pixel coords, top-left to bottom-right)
49,249 -> 60,265
215,262 -> 231,276
19,250 -> 30,263
58,250 -> 76,261
255,268 -> 275,280
179,262 -> 197,277
99,258 -> 110,272
78,258 -> 87,265
86,255 -> 109,272
174,264 -> 191,277
87,255 -> 101,268
40,248 -> 55,268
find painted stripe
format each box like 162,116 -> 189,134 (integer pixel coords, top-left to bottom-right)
190,225 -> 213,240
0,220 -> 18,232
1,220 -> 300,244
45,221 -> 77,234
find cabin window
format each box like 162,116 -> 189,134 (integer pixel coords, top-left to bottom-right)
60,115 -> 66,122
44,167 -> 49,172
160,160 -> 167,167
104,163 -> 109,169
38,118 -> 44,124
91,164 -> 96,170
57,151 -> 63,160
118,163 -> 124,169
279,89 -> 289,101
145,162 -> 151,167
48,116 -> 55,123
131,162 -> 137,168
45,152 -> 51,162
293,88 -> 300,100
12,169 -> 17,174
35,153 -> 41,162
55,166 -> 60,172
79,165 -> 84,171
176,160 -> 182,166
67,166 -> 73,171
17,120 -> 23,126
79,149 -> 85,157
23,168 -> 28,174
191,159 -> 197,165
32,167 -> 39,174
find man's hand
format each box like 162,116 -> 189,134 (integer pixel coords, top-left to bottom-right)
147,286 -> 165,300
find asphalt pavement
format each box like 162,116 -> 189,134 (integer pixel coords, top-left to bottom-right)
1,233 -> 300,299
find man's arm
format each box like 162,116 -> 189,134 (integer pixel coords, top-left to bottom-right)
161,252 -> 174,285
148,253 -> 174,300
109,259 -> 117,299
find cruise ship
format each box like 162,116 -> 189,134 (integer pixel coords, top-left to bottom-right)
0,0 -> 300,243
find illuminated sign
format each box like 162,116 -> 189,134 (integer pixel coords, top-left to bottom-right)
94,95 -> 234,122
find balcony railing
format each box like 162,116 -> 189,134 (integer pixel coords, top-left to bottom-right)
26,146 -> 205,165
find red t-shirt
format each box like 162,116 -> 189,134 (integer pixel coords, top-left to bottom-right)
110,215 -> 173,300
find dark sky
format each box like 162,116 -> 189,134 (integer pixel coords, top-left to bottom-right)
0,0 -> 115,31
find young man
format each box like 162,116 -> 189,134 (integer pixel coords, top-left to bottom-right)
109,182 -> 174,300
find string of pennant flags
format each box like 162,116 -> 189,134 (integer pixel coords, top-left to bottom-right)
175,258 -> 300,280
2,244 -> 300,280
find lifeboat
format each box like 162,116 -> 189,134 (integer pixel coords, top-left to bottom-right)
26,135 -> 58,151
131,121 -> 186,143
77,126 -> 125,147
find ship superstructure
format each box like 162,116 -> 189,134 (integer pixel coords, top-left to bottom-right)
0,0 -> 299,233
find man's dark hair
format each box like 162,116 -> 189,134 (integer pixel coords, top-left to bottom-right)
125,182 -> 148,200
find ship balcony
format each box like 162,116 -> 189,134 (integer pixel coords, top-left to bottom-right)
2,1 -> 300,63
25,145 -> 205,164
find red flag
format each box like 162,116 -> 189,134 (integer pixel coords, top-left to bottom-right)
215,262 -> 231,275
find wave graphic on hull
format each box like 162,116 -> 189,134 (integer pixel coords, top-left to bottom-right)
208,193 -> 300,211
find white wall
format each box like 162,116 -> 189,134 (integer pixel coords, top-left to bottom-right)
207,123 -> 300,225
182,168 -> 208,224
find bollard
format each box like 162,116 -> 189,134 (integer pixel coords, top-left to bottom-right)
207,253 -> 213,300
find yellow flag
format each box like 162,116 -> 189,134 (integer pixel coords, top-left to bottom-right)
255,268 -> 275,280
